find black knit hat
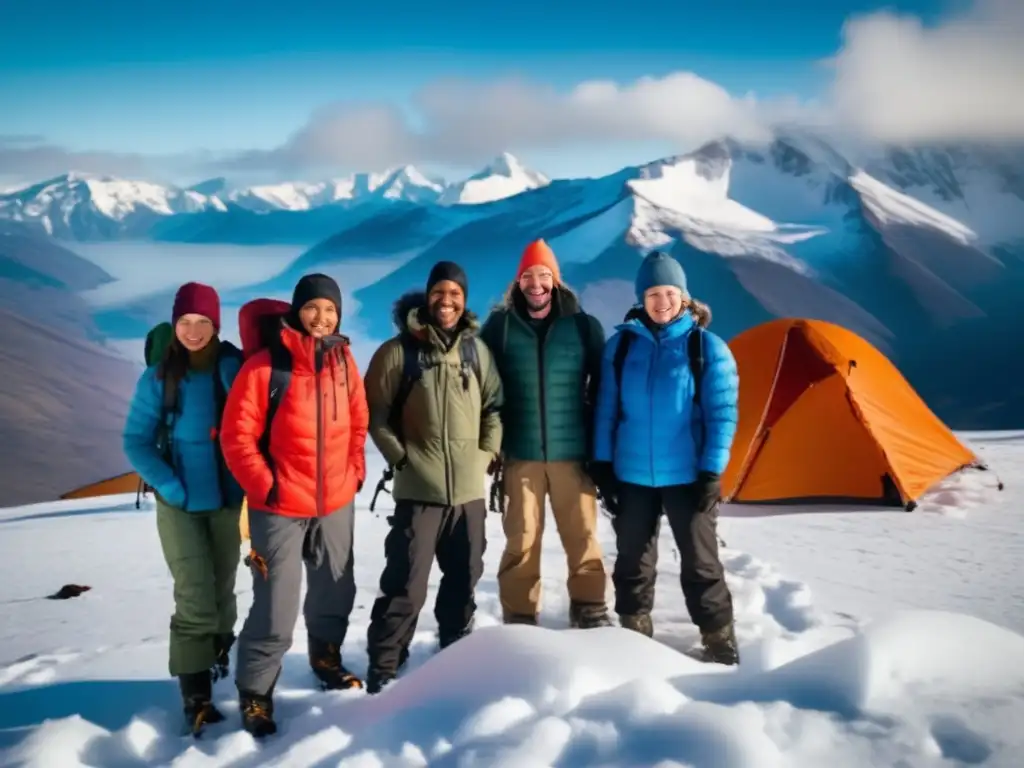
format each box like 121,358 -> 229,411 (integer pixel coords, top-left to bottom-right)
291,273 -> 342,316
425,261 -> 468,298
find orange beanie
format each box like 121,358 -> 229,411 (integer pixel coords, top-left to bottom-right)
516,239 -> 561,284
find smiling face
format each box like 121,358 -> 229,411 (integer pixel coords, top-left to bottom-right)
298,298 -> 339,339
643,285 -> 685,325
174,314 -> 216,352
428,279 -> 465,330
518,266 -> 555,317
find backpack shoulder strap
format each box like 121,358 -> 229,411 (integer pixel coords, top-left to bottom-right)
687,327 -> 705,407
459,335 -> 483,388
259,341 -> 293,464
388,334 -> 424,442
611,332 -> 633,442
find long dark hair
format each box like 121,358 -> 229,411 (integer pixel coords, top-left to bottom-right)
157,335 -> 190,384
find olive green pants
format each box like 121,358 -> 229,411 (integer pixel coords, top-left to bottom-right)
156,500 -> 242,676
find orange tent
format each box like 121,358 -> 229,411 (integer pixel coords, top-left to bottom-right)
61,471 -> 144,501
721,318 -> 985,511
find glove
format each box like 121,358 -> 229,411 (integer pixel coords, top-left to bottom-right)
693,471 -> 722,515
585,460 -> 616,490
487,455 -> 502,476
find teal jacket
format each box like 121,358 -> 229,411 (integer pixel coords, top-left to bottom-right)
123,343 -> 244,512
479,285 -> 605,463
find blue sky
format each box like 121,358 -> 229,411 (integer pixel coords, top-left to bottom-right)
0,0 -> 977,185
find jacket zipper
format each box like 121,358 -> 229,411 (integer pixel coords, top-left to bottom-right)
536,321 -> 549,461
648,332 -> 657,486
315,341 -> 324,517
441,348 -> 452,504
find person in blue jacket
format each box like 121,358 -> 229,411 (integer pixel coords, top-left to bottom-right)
590,251 -> 741,665
123,281 -> 245,734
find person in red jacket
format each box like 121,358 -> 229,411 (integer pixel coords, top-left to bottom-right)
220,273 -> 369,738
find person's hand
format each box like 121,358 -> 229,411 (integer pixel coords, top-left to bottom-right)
693,471 -> 722,514
487,454 -> 502,476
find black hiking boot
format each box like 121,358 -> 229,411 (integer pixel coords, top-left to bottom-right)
438,618 -> 474,650
700,623 -> 740,666
179,670 -> 225,737
212,632 -> 235,682
365,667 -> 397,695
239,690 -> 277,738
569,602 -> 614,629
308,636 -> 363,690
503,612 -> 538,626
619,613 -> 654,637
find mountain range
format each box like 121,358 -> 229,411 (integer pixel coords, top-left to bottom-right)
1,134 -> 1022,503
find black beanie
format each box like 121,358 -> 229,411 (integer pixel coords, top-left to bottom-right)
290,273 -> 342,318
425,261 -> 468,298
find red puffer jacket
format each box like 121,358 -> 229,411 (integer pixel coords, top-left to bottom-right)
221,318 -> 369,518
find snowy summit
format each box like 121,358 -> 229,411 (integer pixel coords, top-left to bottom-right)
438,152 -> 551,205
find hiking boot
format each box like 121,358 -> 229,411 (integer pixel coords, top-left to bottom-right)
503,612 -> 538,626
308,636 -> 363,690
365,667 -> 397,695
212,632 -> 235,682
700,623 -> 740,666
569,602 -> 614,629
438,618 -> 474,650
179,670 -> 225,737
239,690 -> 277,738
619,613 -> 654,637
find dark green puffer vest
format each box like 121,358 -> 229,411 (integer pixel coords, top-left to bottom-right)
479,285 -> 605,463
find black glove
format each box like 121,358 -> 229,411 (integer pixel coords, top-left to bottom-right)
487,455 -> 502,476
587,461 -> 620,516
693,471 -> 722,514
585,460 -> 616,489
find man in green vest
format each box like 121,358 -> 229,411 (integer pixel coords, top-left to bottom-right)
480,239 -> 612,628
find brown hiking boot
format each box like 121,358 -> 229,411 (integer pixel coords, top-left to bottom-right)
700,623 -> 740,666
569,602 -> 614,629
619,613 -> 654,637
308,637 -> 363,690
503,612 -> 538,626
239,691 -> 277,738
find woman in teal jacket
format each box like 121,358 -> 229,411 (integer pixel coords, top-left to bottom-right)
123,281 -> 244,734
591,251 -> 741,665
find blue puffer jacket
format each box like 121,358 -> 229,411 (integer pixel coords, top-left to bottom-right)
592,311 -> 739,487
123,351 -> 244,512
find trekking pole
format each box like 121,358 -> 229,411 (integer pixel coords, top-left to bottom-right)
368,467 -> 395,514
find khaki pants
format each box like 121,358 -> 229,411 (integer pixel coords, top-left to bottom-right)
497,460 -> 607,617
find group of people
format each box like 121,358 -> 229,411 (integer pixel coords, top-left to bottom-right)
122,240 -> 741,738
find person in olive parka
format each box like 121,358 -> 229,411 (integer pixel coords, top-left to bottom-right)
362,260 -> 503,693
479,239 -> 612,628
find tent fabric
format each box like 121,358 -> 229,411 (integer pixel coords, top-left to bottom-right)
721,318 -> 982,508
60,471 -> 141,500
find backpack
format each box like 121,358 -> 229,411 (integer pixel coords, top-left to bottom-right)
368,331 -> 483,512
389,332 -> 483,442
610,320 -> 706,450
236,298 -> 351,470
135,321 -> 243,508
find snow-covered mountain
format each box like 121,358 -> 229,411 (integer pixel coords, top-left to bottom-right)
0,154 -> 548,240
437,152 -> 550,205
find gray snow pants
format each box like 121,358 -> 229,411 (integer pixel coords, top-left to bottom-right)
235,503 -> 356,696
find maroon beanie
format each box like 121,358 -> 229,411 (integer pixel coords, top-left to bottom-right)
172,282 -> 221,332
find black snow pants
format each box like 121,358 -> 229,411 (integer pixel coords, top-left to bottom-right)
366,498 -> 487,677
611,481 -> 733,634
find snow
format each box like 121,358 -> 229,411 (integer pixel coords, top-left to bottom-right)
438,152 -> 550,205
1,435 -> 1023,767
849,171 -> 980,246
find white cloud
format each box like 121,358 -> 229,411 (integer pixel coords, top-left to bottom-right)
220,74 -> 820,174
829,0 -> 1024,143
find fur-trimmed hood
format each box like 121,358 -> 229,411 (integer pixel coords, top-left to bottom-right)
623,298 -> 712,328
391,289 -> 480,339
494,281 -> 582,317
